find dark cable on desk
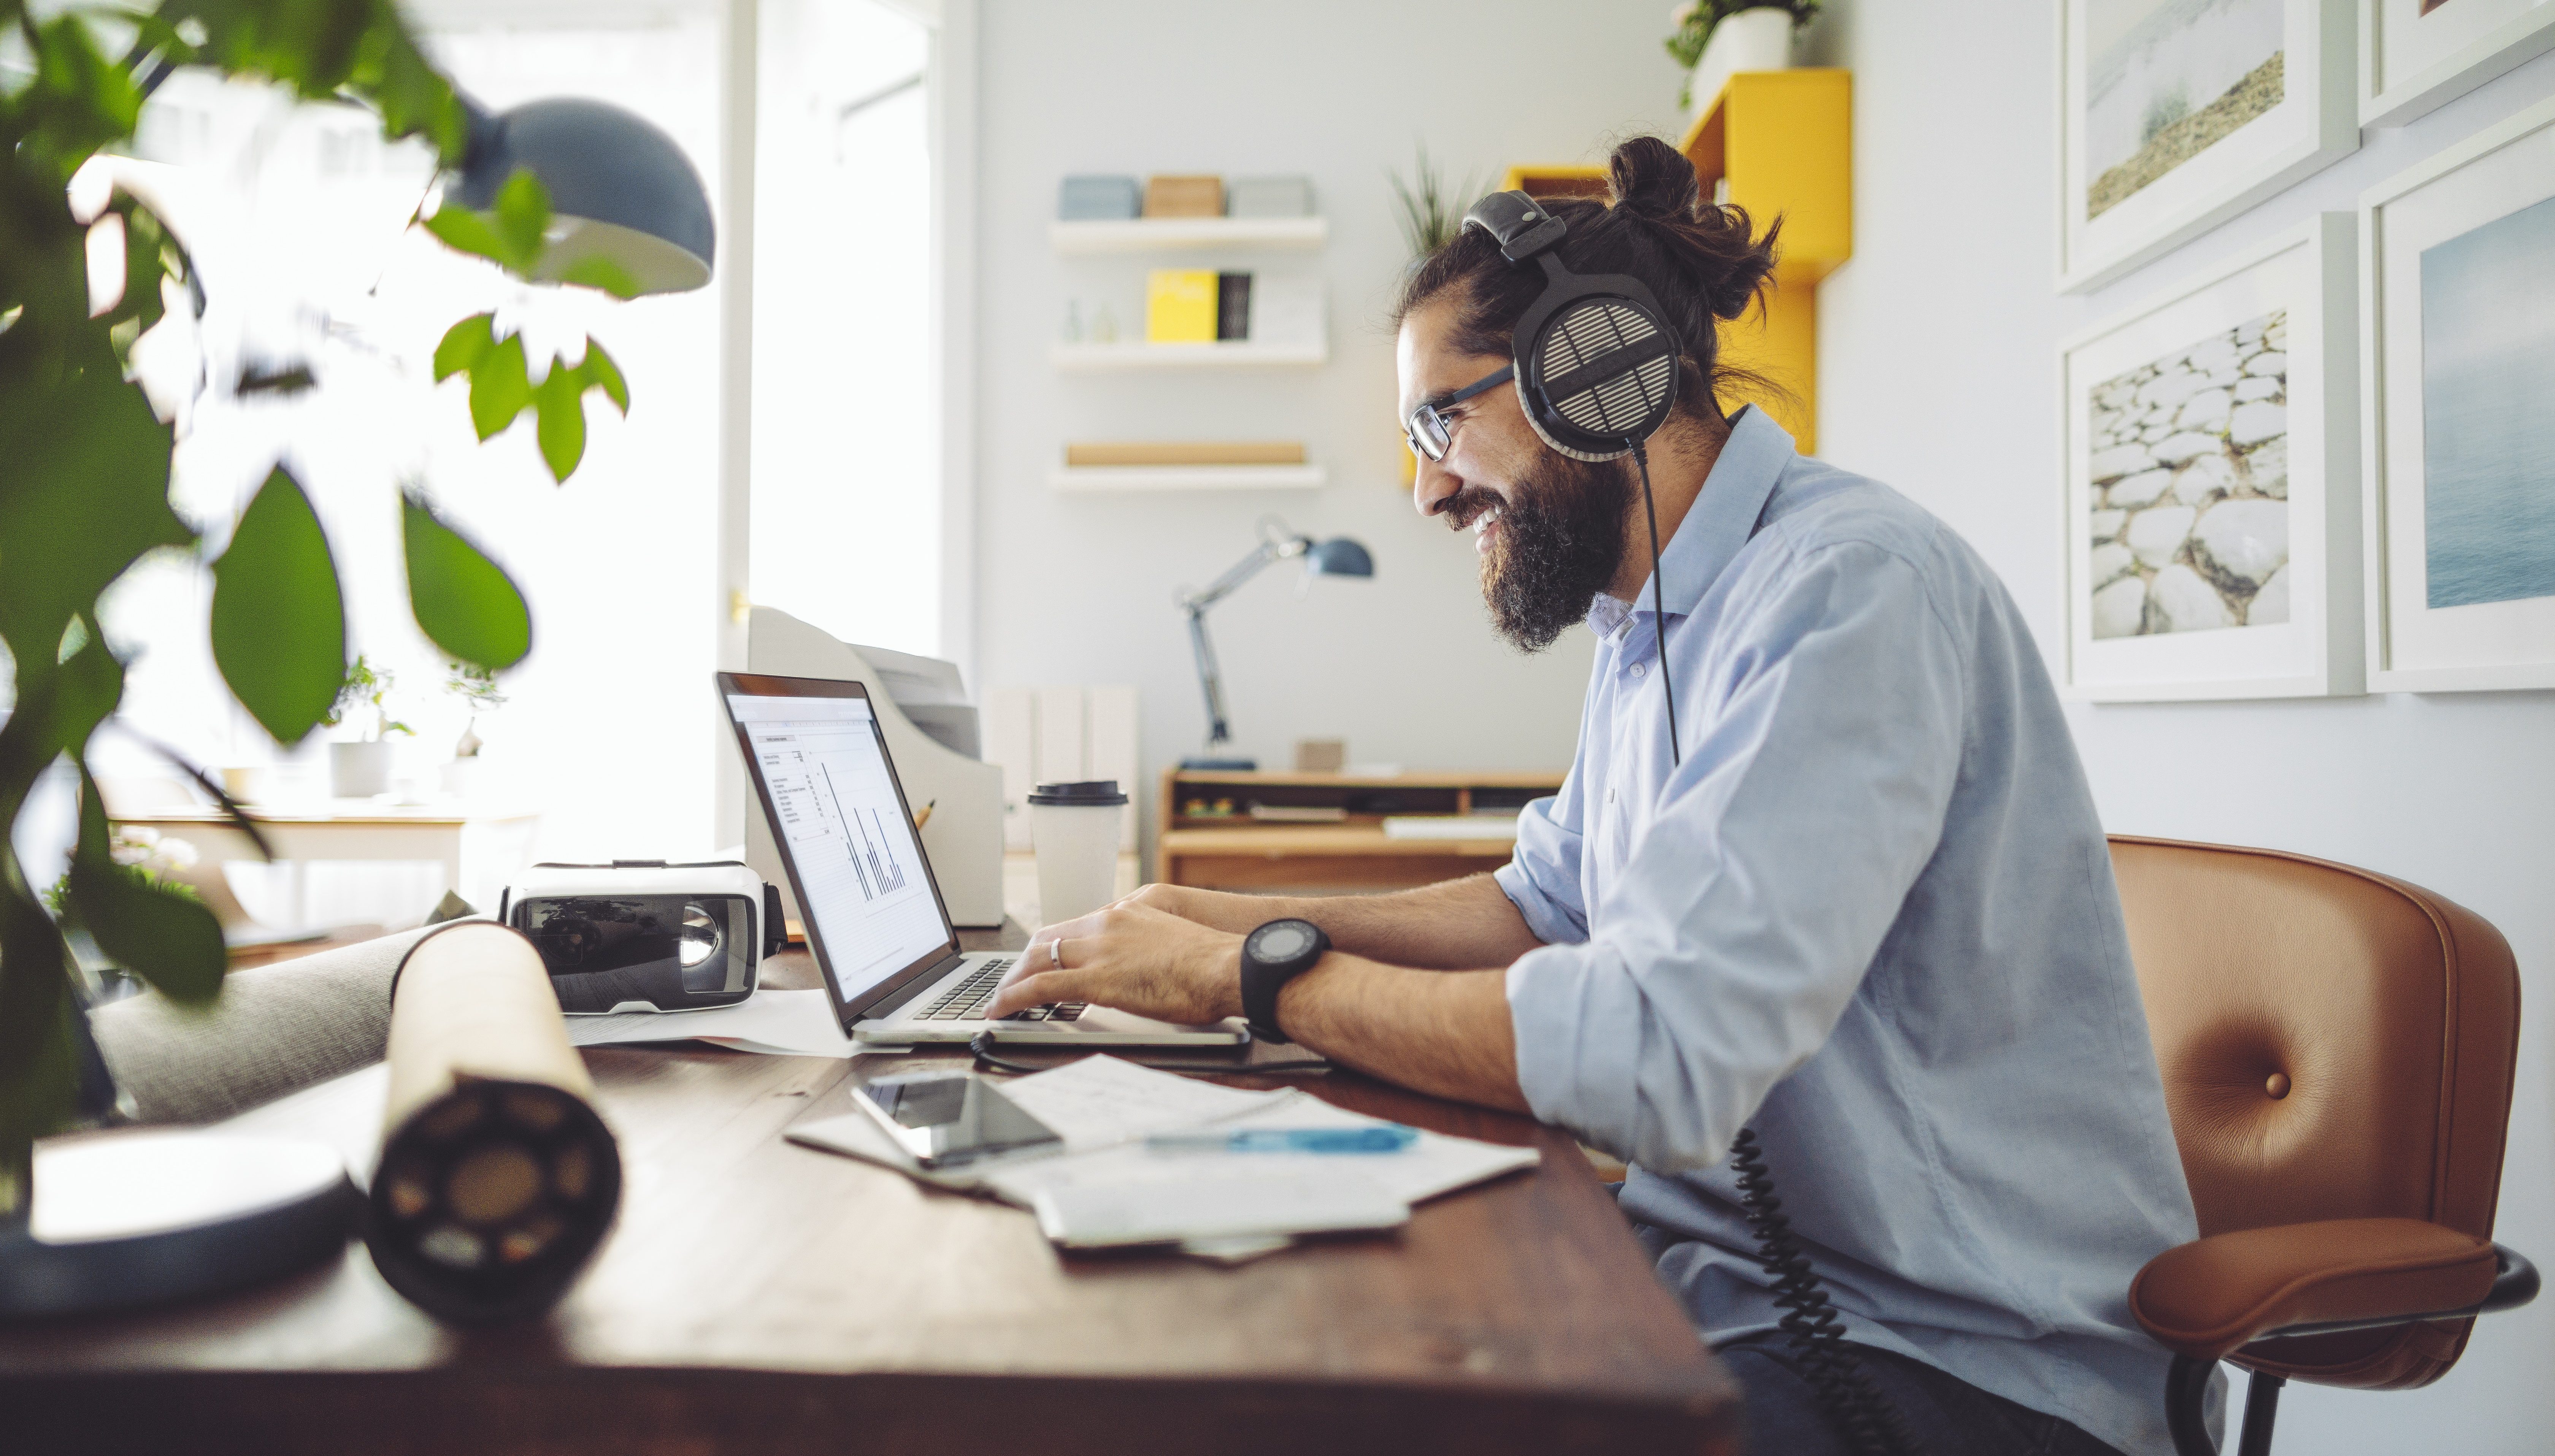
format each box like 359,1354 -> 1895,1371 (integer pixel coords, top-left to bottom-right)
1729,1128 -> 1923,1456
966,1031 -> 1324,1078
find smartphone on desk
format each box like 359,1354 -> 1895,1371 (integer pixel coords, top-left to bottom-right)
848,1071 -> 1064,1169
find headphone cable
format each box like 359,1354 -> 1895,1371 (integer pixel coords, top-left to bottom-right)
1632,439 -> 1680,768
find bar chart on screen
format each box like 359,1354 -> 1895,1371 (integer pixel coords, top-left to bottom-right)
740,699 -> 949,988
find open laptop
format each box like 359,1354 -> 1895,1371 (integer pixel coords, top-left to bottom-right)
717,672 -> 1247,1048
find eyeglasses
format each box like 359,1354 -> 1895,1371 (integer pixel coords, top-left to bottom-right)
1403,364 -> 1515,462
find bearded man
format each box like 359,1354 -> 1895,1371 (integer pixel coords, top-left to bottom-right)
989,136 -> 2199,1456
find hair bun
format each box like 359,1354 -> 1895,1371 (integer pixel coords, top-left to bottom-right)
1607,135 -> 1701,221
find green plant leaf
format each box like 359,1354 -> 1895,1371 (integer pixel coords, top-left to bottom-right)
557,256 -> 644,300
210,465 -> 347,744
532,360 -> 587,481
422,204 -> 517,271
403,491 -> 530,670
492,170 -> 552,270
67,769 -> 223,1004
433,311 -> 494,382
465,331 -> 532,440
580,339 -> 630,414
0,362 -> 187,667
419,169 -> 552,276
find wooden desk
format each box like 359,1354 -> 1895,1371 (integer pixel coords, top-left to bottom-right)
1159,769 -> 1562,893
0,933 -> 1737,1455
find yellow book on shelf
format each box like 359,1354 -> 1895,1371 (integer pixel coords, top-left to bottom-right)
1146,270 -> 1219,344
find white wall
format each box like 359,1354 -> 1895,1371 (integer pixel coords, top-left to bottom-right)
971,1 -> 1696,841
1806,4 -> 2555,1450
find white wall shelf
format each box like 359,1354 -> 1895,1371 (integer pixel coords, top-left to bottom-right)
1052,341 -> 1327,370
1050,217 -> 1327,253
1050,465 -> 1327,492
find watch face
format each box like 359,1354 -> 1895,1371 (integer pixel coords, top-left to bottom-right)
1251,920 -> 1316,963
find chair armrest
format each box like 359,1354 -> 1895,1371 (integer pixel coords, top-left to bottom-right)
2130,1217 -> 2499,1361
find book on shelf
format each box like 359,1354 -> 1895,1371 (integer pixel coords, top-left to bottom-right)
1146,269 -> 1219,343
1216,271 -> 1252,341
1381,814 -> 1523,841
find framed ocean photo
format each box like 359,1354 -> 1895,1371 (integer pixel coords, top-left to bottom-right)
2362,95 -> 2555,691
2058,0 -> 2357,292
2361,0 -> 2555,128
2060,216 -> 2363,699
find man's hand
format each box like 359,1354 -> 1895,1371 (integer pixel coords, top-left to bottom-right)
986,900 -> 1247,1025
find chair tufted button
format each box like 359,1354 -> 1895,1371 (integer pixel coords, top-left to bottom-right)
2265,1072 -> 2291,1100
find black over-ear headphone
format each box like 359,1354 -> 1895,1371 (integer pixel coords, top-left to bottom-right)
1461,189 -> 1689,763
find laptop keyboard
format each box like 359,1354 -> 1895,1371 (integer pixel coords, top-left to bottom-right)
914,959 -> 1087,1023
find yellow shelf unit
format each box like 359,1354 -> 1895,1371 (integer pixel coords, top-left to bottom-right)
1681,69 -> 1852,454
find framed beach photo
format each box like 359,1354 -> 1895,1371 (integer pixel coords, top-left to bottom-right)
2059,0 -> 2357,293
2360,95 -> 2555,692
2060,215 -> 2363,699
2361,0 -> 2555,129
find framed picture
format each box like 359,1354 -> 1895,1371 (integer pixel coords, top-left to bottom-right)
2060,215 -> 2362,700
2058,0 -> 2357,293
2360,94 -> 2555,691
2361,0 -> 2555,128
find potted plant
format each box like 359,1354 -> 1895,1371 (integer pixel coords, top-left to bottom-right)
1666,2 -> 1820,118
440,658 -> 508,798
324,657 -> 412,799
0,2 -> 644,1224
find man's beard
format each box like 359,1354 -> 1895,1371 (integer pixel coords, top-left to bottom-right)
1445,454 -> 1631,652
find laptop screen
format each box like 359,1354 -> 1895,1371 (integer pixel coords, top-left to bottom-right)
722,679 -> 954,1012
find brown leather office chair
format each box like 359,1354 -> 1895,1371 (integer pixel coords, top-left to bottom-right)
2111,836 -> 2538,1456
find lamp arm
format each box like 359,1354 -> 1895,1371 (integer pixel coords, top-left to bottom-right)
1185,604 -> 1233,750
1176,535 -> 1309,616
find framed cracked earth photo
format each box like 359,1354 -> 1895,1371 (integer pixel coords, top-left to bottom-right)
2059,0 -> 2357,293
2361,95 -> 2555,691
2061,215 -> 2363,699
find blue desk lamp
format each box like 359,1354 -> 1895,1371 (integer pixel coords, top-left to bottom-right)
1176,518 -> 1374,771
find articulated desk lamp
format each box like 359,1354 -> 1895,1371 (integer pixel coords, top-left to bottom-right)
1176,517 -> 1374,771
0,75 -> 713,1324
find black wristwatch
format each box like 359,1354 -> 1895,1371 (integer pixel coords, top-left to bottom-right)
1239,918 -> 1329,1044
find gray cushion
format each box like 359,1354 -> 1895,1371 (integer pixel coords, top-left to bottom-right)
88,927 -> 435,1125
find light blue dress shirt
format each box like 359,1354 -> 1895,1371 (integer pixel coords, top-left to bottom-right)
1496,406 -> 2201,1456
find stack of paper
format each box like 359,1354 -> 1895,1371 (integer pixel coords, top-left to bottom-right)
787,1055 -> 1539,1261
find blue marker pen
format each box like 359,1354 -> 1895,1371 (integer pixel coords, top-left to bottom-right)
1144,1125 -> 1420,1155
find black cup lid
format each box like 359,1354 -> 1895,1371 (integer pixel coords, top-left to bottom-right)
1028,780 -> 1128,806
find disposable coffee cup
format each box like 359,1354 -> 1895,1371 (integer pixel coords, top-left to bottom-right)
1028,780 -> 1129,925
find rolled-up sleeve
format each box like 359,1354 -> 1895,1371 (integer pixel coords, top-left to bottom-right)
1507,540 -> 1966,1173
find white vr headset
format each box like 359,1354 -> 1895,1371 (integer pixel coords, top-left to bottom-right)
498,861 -> 784,1013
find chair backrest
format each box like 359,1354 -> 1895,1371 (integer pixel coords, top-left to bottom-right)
2108,836 -> 2522,1389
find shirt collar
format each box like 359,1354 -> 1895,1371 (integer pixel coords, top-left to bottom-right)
1590,404 -> 1795,634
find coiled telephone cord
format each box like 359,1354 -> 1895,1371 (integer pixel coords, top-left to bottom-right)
1728,1128 -> 1925,1456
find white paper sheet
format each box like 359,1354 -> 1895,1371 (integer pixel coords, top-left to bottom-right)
561,988 -> 901,1057
993,1052 -> 1281,1150
977,1090 -> 1539,1210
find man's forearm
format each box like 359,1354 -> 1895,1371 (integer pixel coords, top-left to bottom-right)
1272,954 -> 1528,1112
1268,873 -> 1544,970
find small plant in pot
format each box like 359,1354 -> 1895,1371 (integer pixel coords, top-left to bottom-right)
1666,1 -> 1819,115
325,657 -> 413,799
440,658 -> 508,798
